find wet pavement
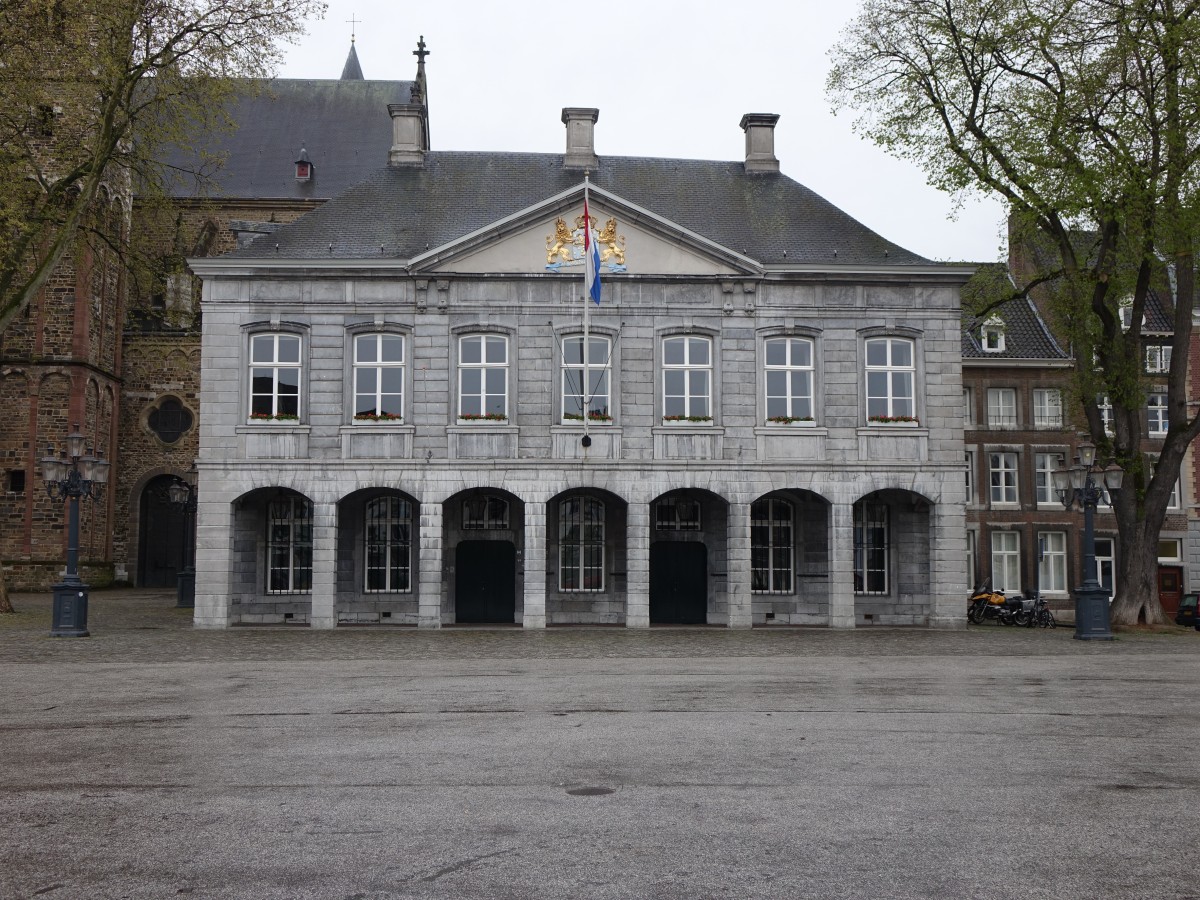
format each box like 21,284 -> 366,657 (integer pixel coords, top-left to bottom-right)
2,589 -> 1199,899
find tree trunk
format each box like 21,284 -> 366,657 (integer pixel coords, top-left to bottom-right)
1110,519 -> 1168,625
0,572 -> 13,614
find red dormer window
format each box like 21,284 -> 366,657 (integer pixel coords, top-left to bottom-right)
295,160 -> 311,182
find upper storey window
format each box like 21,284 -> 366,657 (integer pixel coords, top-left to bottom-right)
459,335 -> 508,421
865,337 -> 915,422
663,336 -> 712,421
764,337 -> 814,423
354,334 -> 405,423
250,334 -> 301,421
561,335 -> 611,423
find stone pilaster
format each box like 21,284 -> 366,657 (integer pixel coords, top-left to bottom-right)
418,502 -> 443,628
727,501 -> 753,628
930,497 -> 968,628
626,502 -> 650,627
309,501 -> 337,629
829,500 -> 856,628
192,492 -> 231,629
523,503 -> 547,629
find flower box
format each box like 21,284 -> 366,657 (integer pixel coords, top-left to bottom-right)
766,415 -> 815,426
354,413 -> 403,423
868,415 -> 919,425
662,415 -> 713,425
563,412 -> 613,424
248,412 -> 300,423
458,413 -> 508,422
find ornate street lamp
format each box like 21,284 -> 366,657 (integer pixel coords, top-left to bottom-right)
40,425 -> 110,637
167,464 -> 198,608
1052,440 -> 1124,641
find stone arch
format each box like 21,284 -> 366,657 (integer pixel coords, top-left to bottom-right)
443,486 -> 525,625
335,486 -> 422,625
228,486 -> 316,625
647,487 -> 729,625
851,488 -> 935,626
545,486 -> 629,625
749,488 -> 832,625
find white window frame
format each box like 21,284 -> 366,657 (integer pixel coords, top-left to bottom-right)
764,337 -> 814,423
353,333 -> 405,423
1035,452 -> 1065,506
990,531 -> 1021,594
1146,344 -> 1172,373
1147,392 -> 1168,435
751,498 -> 794,594
458,334 -> 509,420
266,494 -> 312,594
561,335 -> 612,424
1158,538 -> 1182,562
864,337 -> 915,422
559,496 -> 605,592
982,317 -> 1006,352
965,450 -> 975,504
987,387 -> 1018,429
1094,537 -> 1115,600
364,496 -> 412,593
1098,395 -> 1113,434
853,502 -> 889,595
964,387 -> 975,428
1037,531 -> 1067,594
662,335 -> 713,421
989,451 -> 1019,505
1033,389 -> 1062,428
249,333 -> 302,421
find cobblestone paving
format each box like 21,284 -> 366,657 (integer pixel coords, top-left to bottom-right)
4,588 -> 1197,664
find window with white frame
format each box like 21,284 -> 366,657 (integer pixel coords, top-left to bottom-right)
663,336 -> 712,419
1148,457 -> 1181,509
964,387 -> 975,427
458,335 -> 508,420
1147,392 -> 1168,435
1146,344 -> 1172,373
965,450 -> 975,504
989,451 -> 1019,504
987,388 -> 1018,428
364,496 -> 411,592
559,496 -> 605,591
751,498 -> 794,593
853,502 -> 889,594
1033,389 -> 1062,428
865,337 -> 915,421
250,333 -> 301,420
982,316 -> 1006,352
1035,452 -> 1065,505
1098,395 -> 1113,434
1094,537 -> 1115,599
561,335 -> 611,423
1038,531 -> 1066,592
1158,538 -> 1181,561
267,494 -> 312,593
990,531 -> 1021,594
764,337 -> 814,422
353,333 -> 404,422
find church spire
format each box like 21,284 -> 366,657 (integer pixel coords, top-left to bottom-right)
340,41 -> 364,80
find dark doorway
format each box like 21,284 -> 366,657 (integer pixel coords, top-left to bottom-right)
138,475 -> 188,587
1158,566 -> 1183,617
455,541 -> 516,623
650,542 -> 707,624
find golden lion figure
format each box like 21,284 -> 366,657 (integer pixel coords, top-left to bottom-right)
546,217 -> 576,264
596,218 -> 626,265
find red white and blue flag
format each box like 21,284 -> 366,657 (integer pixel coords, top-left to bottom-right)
583,197 -> 601,306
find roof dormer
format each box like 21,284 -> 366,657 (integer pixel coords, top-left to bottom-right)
982,315 -> 1006,352
294,147 -> 312,182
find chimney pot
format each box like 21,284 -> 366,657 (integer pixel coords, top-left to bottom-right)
562,107 -> 599,170
739,113 -> 780,174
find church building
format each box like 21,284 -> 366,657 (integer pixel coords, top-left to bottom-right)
186,41 -> 973,628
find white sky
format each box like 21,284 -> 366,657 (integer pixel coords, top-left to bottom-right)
278,0 -> 1008,264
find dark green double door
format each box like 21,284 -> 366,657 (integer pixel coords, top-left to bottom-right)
649,542 -> 707,624
455,541 -> 516,623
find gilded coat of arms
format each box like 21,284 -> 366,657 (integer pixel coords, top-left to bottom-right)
545,213 -> 628,272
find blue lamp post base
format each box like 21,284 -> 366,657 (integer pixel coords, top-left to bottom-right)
1073,583 -> 1113,641
51,582 -> 90,638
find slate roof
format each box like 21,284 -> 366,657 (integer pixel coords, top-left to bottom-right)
227,152 -> 933,266
962,294 -> 1069,360
160,78 -> 415,201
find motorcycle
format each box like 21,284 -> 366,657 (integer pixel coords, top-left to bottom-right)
967,581 -> 1029,625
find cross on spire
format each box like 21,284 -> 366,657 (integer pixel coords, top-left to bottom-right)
346,14 -> 360,43
414,35 -> 429,64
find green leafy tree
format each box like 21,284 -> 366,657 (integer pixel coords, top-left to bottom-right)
0,0 -> 326,334
829,0 -> 1200,624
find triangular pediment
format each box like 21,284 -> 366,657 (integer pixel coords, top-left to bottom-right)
410,183 -> 760,277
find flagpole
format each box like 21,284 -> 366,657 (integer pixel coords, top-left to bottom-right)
582,173 -> 591,447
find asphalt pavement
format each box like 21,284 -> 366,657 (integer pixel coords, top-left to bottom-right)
2,589 -> 1199,900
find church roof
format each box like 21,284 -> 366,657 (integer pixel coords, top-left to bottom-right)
229,152 -> 935,267
160,78 -> 415,201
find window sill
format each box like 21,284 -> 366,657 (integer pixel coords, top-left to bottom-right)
455,418 -> 511,426
867,420 -> 922,428
560,419 -> 615,427
238,423 -> 310,433
660,418 -> 714,427
352,418 -> 405,426
764,420 -> 816,428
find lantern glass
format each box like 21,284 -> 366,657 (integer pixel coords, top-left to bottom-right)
66,428 -> 86,459
168,480 -> 189,505
1069,466 -> 1086,491
1051,468 -> 1070,492
1103,465 -> 1124,491
1078,441 -> 1096,468
77,455 -> 95,481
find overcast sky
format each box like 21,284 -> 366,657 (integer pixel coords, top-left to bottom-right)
278,0 -> 1008,264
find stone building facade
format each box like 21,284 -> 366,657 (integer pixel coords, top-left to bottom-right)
188,101 -> 973,629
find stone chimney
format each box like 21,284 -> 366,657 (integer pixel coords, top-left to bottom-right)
740,113 -> 780,174
562,107 -> 599,170
388,101 -> 427,167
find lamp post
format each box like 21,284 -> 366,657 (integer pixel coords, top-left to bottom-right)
1052,440 -> 1123,641
40,425 -> 110,638
167,464 -> 197,608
